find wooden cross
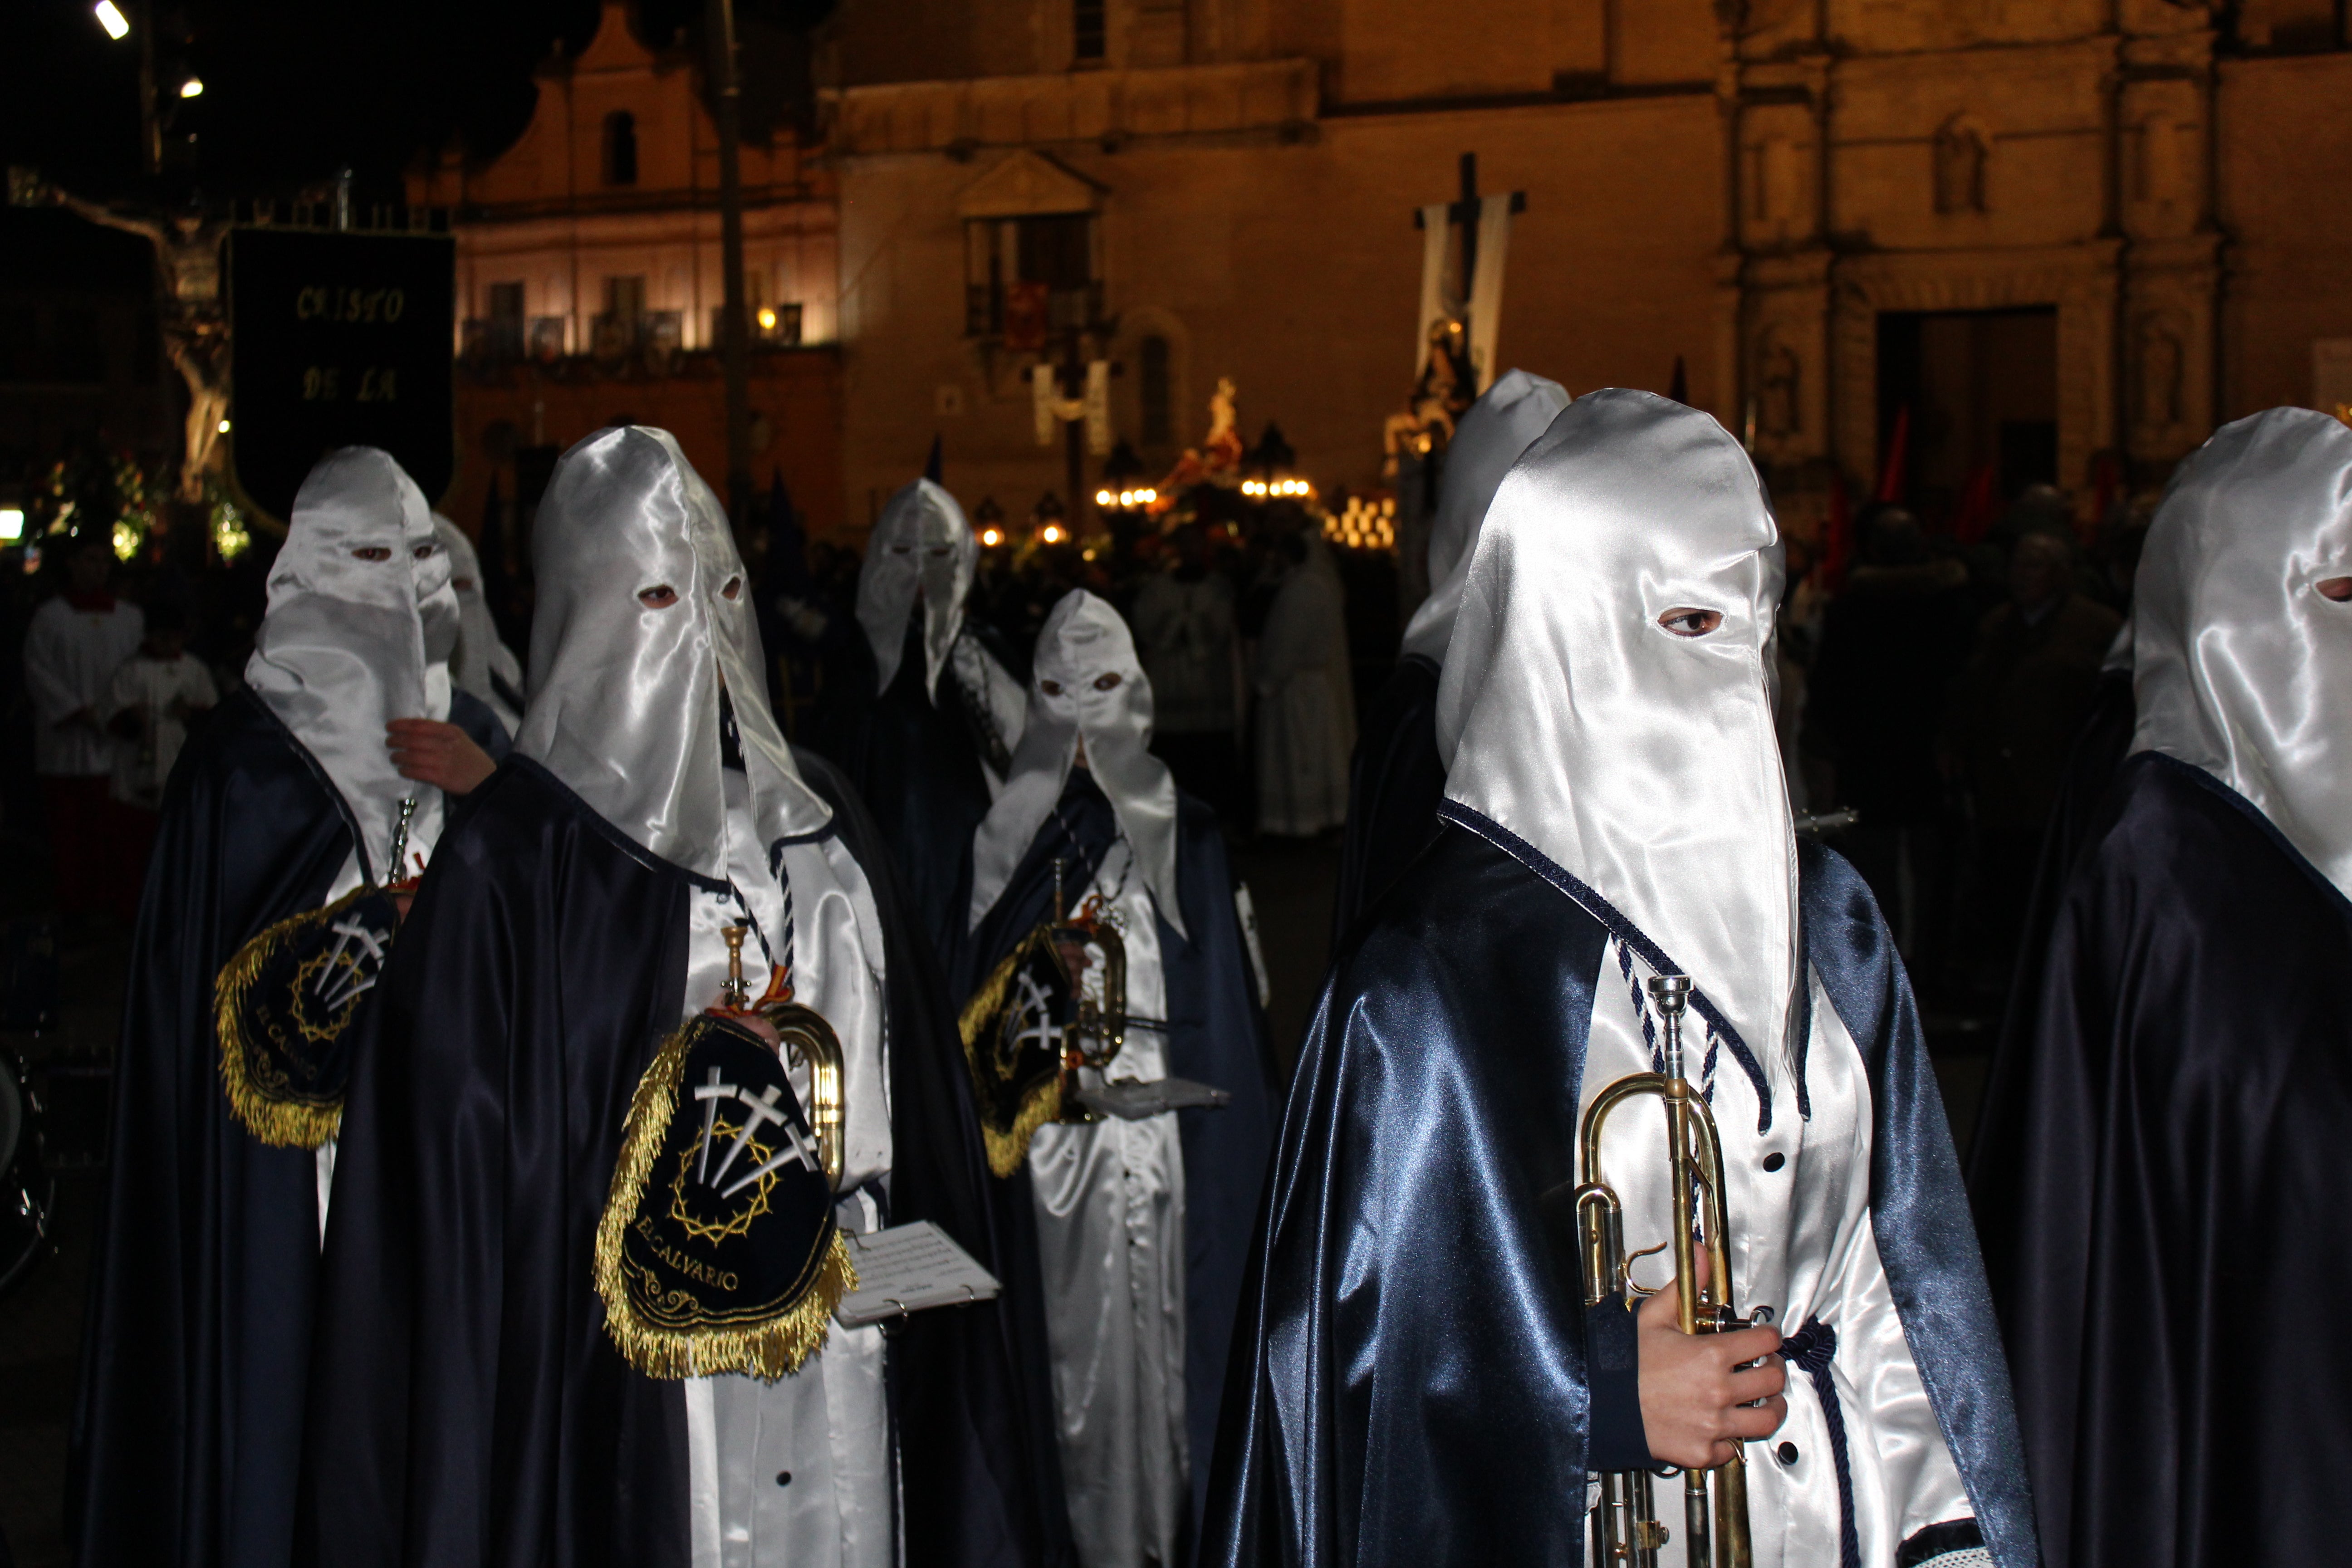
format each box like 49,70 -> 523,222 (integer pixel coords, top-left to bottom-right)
1413,152 -> 1528,305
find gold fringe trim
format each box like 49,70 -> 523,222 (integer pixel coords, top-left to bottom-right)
957,936 -> 1062,1178
212,891 -> 371,1150
594,1018 -> 858,1382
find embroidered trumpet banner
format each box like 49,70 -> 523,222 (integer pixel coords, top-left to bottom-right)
213,884 -> 402,1148
596,1013 -> 853,1380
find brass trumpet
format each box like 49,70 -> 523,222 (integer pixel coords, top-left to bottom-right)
1574,975 -> 1753,1568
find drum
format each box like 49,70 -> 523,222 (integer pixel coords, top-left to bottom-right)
0,1051 -> 55,1297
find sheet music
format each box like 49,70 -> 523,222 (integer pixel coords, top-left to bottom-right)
1071,1076 -> 1231,1120
833,1221 -> 1001,1328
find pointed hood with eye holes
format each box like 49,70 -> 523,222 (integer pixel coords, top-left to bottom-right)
1438,388 -> 1795,1101
969,588 -> 1185,939
516,426 -> 830,879
2130,406 -> 2352,899
245,446 -> 457,883
856,478 -> 978,700
1400,369 -> 1571,664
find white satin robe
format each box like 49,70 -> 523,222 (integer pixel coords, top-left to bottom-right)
1580,939 -> 1974,1568
683,766 -> 897,1568
1027,844 -> 1190,1568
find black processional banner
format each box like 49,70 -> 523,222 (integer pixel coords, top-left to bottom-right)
228,227 -> 455,522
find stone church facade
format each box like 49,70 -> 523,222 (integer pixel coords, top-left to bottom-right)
819,0 -> 2352,539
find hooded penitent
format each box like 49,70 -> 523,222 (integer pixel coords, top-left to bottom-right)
246,446 -> 459,881
955,588 -> 1275,1560
1208,389 -> 2032,1568
813,477 -> 1025,959
432,512 -> 525,734
303,426 -> 1072,1568
1969,407 -> 2352,1568
1333,369 -> 1568,943
1436,387 -> 1798,1088
970,589 -> 1183,939
857,477 -> 980,700
70,446 -> 497,1568
2127,407 -> 2352,898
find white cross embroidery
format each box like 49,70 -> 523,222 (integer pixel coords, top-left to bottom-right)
706,1083 -> 789,1191
693,1067 -> 740,1183
1010,969 -> 1058,1059
314,915 -> 393,1011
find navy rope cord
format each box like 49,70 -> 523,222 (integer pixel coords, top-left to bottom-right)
1779,1318 -> 1859,1568
763,839 -> 799,988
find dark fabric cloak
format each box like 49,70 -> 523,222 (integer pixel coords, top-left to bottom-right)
1204,810 -> 2038,1568
67,689 -> 500,1568
1967,750 -> 2352,1568
297,749 -> 1071,1568
68,688 -> 364,1568
1328,653 -> 1444,950
951,770 -> 1279,1548
810,617 -> 1025,962
1967,667 -> 2128,1179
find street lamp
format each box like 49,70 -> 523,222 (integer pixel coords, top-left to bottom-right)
88,0 -> 162,174
179,78 -> 203,98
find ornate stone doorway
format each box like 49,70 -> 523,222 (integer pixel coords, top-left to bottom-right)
1875,307 -> 2059,517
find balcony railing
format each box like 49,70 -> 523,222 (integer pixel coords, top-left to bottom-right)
457,307 -> 820,381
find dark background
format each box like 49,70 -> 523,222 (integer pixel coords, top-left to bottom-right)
0,0 -> 837,206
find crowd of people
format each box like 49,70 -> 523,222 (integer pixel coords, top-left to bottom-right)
3,373 -> 2344,1568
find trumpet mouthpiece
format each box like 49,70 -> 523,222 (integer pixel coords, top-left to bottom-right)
1647,974 -> 1692,1013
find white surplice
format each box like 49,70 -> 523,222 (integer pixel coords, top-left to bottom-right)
1579,941 -> 1973,1568
1026,841 -> 1189,1568
684,764 -> 896,1568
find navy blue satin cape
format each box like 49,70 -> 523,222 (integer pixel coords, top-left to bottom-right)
810,617 -> 1023,963
951,770 -> 1279,1553
297,748 -> 1070,1568
69,688 -> 368,1568
1203,817 -> 2037,1568
1328,654 -> 1444,951
1967,667 -> 2129,1184
1968,751 -> 2352,1568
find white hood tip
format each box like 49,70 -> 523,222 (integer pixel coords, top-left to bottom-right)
1401,368 -> 1573,665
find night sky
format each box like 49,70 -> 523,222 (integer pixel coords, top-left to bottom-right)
0,0 -> 834,207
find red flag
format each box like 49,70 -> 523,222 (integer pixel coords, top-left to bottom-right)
1824,468 -> 1854,592
1950,460 -> 1999,546
1874,405 -> 1911,505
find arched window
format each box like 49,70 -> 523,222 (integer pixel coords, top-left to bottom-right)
603,111 -> 638,187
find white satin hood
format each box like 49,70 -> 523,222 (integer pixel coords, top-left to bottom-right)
517,426 -> 830,878
2130,406 -> 2352,898
857,478 -> 977,700
1438,388 -> 1797,1089
245,446 -> 455,883
970,589 -> 1185,939
433,512 -> 523,731
1401,369 -> 1571,664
